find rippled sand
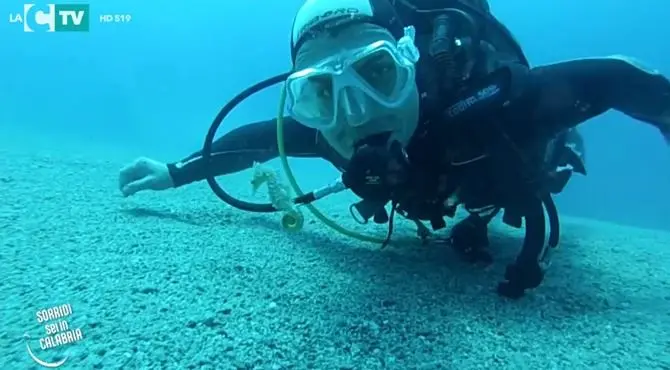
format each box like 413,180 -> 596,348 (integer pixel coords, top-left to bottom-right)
1,139 -> 668,370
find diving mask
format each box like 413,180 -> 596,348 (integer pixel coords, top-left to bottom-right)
286,26 -> 420,131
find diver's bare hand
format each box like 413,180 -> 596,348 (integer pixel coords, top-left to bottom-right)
118,157 -> 174,197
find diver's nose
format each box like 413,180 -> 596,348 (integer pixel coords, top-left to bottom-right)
338,88 -> 368,126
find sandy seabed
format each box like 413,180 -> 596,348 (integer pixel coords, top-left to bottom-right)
1,139 -> 669,370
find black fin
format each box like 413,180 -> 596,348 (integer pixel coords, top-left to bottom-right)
502,208 -> 522,228
547,168 -> 572,194
350,199 -> 390,224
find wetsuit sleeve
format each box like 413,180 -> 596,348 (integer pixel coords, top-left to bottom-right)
524,56 -> 670,140
167,117 -> 321,187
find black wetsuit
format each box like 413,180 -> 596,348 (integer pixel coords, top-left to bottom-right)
168,117 -> 335,188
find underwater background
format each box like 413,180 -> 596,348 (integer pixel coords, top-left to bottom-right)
1,0 -> 669,369
2,0 -> 669,230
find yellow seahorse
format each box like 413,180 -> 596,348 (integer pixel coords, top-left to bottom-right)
251,162 -> 304,232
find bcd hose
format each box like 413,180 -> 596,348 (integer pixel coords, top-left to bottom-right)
203,72 -> 291,212
276,85 -> 387,244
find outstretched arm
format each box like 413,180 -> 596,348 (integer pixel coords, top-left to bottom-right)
527,56 -> 670,142
168,117 -> 322,187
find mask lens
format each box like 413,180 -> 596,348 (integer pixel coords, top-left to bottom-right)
352,49 -> 410,100
286,41 -> 416,129
287,72 -> 335,127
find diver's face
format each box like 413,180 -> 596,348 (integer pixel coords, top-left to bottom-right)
320,85 -> 420,159
293,23 -> 421,159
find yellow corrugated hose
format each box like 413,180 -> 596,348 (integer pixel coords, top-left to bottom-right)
275,84 -> 386,243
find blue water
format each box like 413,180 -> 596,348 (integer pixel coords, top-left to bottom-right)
2,0 -> 669,231
2,2 -> 670,369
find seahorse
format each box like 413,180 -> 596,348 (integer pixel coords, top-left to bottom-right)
251,162 -> 304,231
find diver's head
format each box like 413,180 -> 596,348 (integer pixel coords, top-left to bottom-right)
286,0 -> 420,159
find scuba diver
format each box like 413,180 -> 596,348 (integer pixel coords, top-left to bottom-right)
118,0 -> 670,298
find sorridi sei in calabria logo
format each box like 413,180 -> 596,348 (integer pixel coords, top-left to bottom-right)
24,303 -> 84,368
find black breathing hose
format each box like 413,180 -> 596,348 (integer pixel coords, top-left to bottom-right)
429,8 -> 479,91
542,194 -> 560,248
516,197 -> 547,265
202,72 -> 292,213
